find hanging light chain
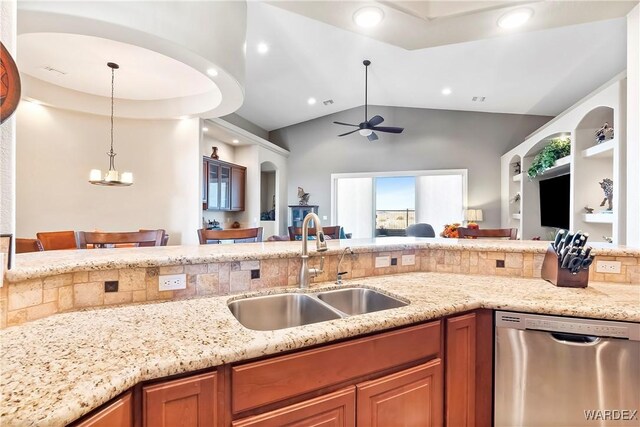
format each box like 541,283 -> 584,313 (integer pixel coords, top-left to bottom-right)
108,63 -> 117,171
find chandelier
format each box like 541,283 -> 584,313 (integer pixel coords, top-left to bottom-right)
89,62 -> 133,186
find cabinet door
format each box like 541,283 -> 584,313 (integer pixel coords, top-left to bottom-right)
75,392 -> 133,427
446,313 -> 476,427
220,166 -> 231,210
232,387 -> 355,427
230,167 -> 245,211
143,372 -> 217,427
202,159 -> 208,208
208,163 -> 220,210
357,359 -> 443,427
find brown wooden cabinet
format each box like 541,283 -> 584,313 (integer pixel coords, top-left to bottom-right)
445,310 -> 493,427
143,372 -> 218,427
357,359 -> 443,427
203,157 -> 246,212
446,313 -> 477,427
74,392 -> 133,427
71,311 -> 493,427
232,387 -> 356,427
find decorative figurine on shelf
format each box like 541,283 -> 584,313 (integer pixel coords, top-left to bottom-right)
297,187 -> 310,205
211,146 -> 219,160
513,161 -> 521,175
584,206 -> 594,214
510,192 -> 521,204
599,179 -> 613,211
595,122 -> 614,144
603,236 -> 613,243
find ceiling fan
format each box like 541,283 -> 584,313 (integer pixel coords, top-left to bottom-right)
334,59 -> 404,142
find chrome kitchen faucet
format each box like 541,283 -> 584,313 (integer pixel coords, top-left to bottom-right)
299,213 -> 328,288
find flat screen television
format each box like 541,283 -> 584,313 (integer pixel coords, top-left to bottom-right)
539,174 -> 570,229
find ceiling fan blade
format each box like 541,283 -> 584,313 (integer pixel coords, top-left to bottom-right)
338,129 -> 360,137
333,121 -> 359,127
371,126 -> 404,134
368,115 -> 384,127
367,132 -> 379,142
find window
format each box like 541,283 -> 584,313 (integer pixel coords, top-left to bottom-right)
332,170 -> 467,238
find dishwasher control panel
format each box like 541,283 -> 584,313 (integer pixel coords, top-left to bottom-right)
495,311 -> 640,340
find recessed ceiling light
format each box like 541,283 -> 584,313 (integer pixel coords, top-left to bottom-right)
497,8 -> 533,29
232,139 -> 239,144
257,42 -> 269,55
206,68 -> 218,77
441,87 -> 452,96
202,127 -> 209,132
307,97 -> 317,105
353,7 -> 384,28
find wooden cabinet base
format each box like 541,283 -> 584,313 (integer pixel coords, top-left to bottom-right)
143,372 -> 218,427
357,359 -> 443,427
233,387 -> 356,427
74,392 -> 132,427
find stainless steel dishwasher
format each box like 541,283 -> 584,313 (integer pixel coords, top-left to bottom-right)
495,311 -> 640,426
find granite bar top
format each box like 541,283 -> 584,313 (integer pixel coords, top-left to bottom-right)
1,272 -> 639,426
7,238 -> 639,282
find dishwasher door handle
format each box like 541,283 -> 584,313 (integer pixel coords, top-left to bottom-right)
550,332 -> 602,346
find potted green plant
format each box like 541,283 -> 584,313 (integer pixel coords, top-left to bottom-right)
527,138 -> 571,179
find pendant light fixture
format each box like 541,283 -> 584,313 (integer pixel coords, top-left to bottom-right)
89,62 -> 133,186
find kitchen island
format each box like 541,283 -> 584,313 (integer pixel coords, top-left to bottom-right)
1,271 -> 638,426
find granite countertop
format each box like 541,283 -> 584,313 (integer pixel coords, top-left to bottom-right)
1,272 -> 639,426
7,238 -> 639,282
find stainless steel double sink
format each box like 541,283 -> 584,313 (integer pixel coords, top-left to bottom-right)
228,287 -> 408,331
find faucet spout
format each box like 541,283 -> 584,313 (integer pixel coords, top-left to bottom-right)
299,213 -> 327,288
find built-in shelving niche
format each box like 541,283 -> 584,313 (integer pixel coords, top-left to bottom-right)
573,106 -> 616,242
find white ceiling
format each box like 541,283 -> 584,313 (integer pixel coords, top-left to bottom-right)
17,33 -> 216,101
238,2 -> 627,131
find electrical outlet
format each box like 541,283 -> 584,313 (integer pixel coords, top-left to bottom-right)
401,254 -> 416,266
104,281 -> 118,292
322,215 -> 328,220
596,260 -> 621,274
375,256 -> 391,268
159,273 -> 187,291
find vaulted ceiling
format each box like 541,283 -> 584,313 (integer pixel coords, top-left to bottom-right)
238,2 -> 629,131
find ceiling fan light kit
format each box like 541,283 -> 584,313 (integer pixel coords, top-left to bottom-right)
333,60 -> 404,142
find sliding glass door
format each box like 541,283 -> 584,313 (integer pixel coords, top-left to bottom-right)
332,170 -> 467,239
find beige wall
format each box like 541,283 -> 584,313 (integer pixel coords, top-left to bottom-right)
16,104 -> 201,244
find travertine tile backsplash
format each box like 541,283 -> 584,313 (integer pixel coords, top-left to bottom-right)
2,249 -> 637,327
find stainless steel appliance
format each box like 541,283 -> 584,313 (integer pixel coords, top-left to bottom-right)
495,311 -> 640,426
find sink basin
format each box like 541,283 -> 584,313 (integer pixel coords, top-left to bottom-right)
228,293 -> 341,331
317,288 -> 407,315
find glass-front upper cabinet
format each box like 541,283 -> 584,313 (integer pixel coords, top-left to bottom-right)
202,157 -> 246,212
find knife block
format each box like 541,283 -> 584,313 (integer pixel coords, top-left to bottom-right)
541,244 -> 589,288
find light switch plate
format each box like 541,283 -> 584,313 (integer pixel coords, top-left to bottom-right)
375,256 -> 391,268
595,260 -> 621,274
159,274 -> 187,291
401,254 -> 416,266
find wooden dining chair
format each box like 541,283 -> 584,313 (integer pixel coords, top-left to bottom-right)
77,230 -> 165,248
36,231 -> 78,250
138,229 -> 169,246
288,226 -> 342,241
15,238 -> 44,253
197,227 -> 263,244
457,227 -> 518,240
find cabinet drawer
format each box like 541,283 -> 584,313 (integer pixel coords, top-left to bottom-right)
233,387 -> 356,427
232,321 -> 440,413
